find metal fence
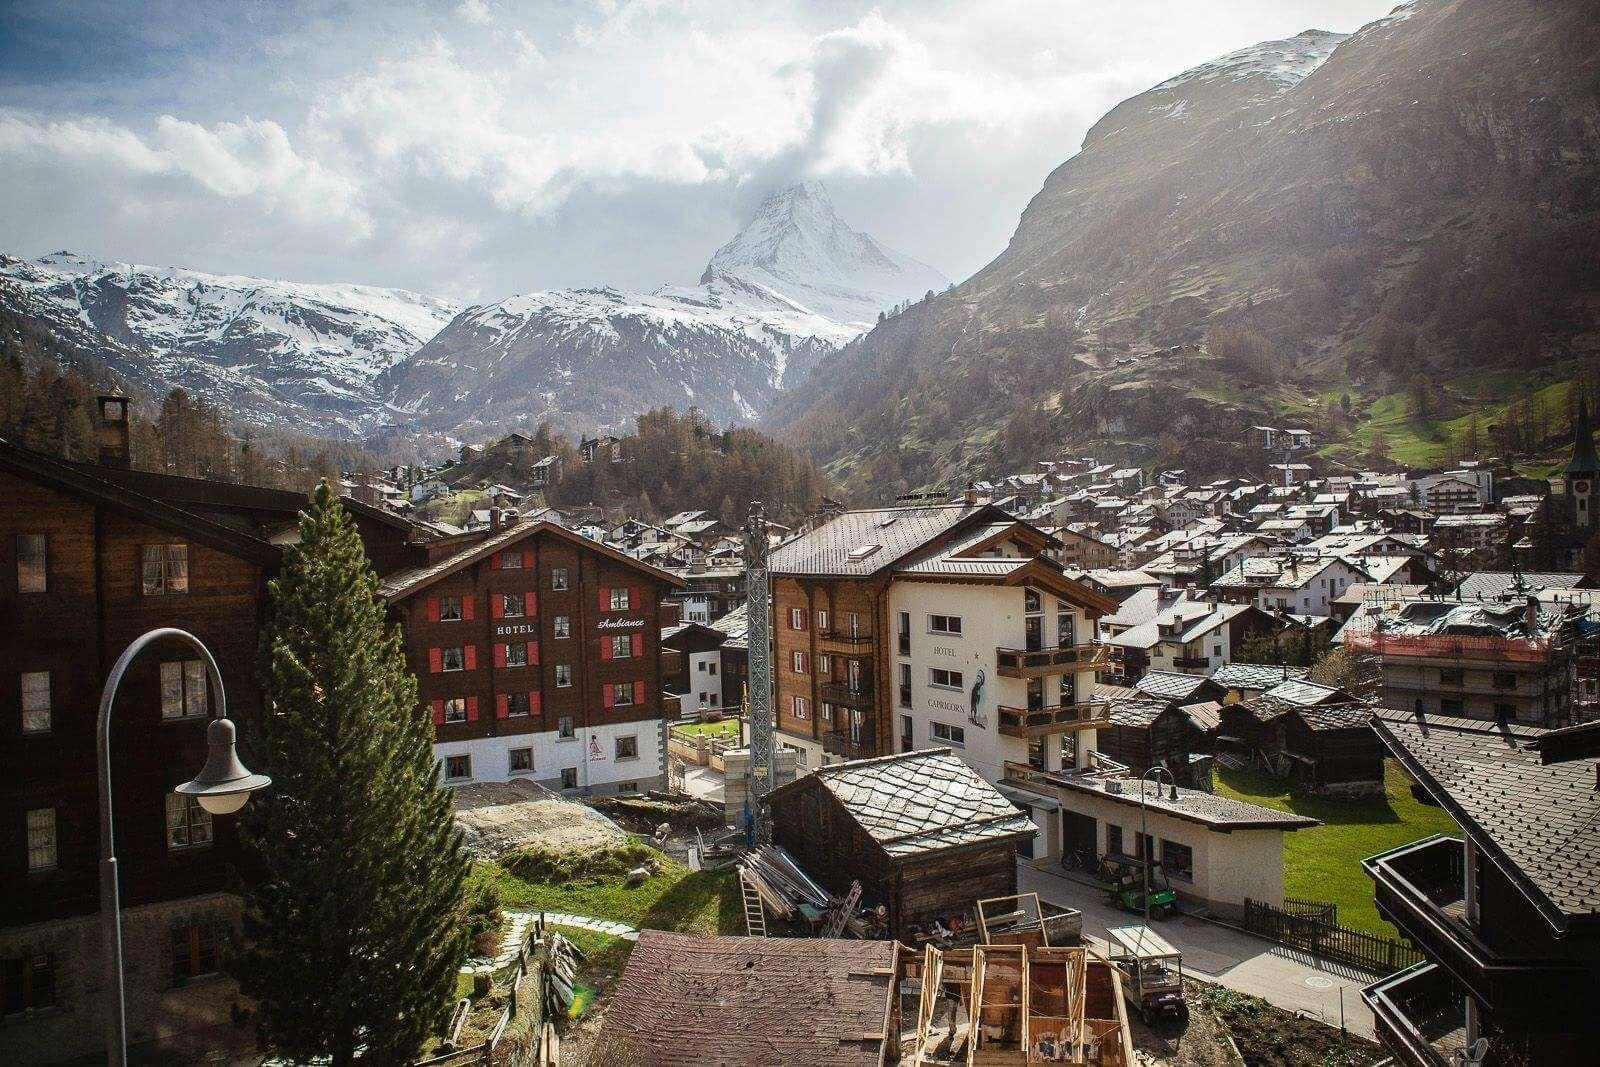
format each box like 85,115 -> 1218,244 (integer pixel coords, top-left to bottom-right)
1243,897 -> 1422,975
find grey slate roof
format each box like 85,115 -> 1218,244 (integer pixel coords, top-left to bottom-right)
1263,678 -> 1347,707
1293,703 -> 1377,731
1455,571 -> 1588,600
709,604 -> 749,650
769,503 -> 986,577
1373,711 -> 1600,929
783,748 -> 1035,858
1210,662 -> 1308,691
1134,669 -> 1215,704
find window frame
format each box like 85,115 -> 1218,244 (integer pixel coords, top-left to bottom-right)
171,922 -> 222,984
551,568 -> 569,591
610,682 -> 634,707
160,660 -> 209,721
444,754 -> 473,781
609,634 -> 632,659
141,544 -> 190,596
438,596 -> 463,622
500,592 -> 525,619
557,715 -> 576,739
928,666 -> 964,691
792,650 -> 807,674
443,697 -> 468,724
927,613 -> 963,636
555,664 -> 573,688
554,615 -> 571,639
1162,839 -> 1194,882
506,692 -> 531,718
609,587 -> 631,611
21,671 -> 51,734
16,533 -> 46,594
509,747 -> 534,774
615,735 -> 639,762
165,793 -> 213,851
504,642 -> 529,668
440,646 -> 466,672
25,808 -> 56,872
930,721 -> 966,748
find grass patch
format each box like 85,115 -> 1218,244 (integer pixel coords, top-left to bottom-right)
673,718 -> 741,739
1215,761 -> 1458,937
486,848 -> 743,936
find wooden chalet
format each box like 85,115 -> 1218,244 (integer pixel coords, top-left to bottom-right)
1094,697 -> 1202,779
1276,704 -> 1385,796
767,749 -> 1036,938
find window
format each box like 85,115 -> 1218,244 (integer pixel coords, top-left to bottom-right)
560,767 -> 578,790
555,664 -> 572,688
160,660 -> 208,720
21,672 -> 50,733
929,667 -> 964,690
557,715 -> 575,739
166,794 -> 212,850
817,653 -> 832,675
930,721 -> 965,747
551,568 -> 569,591
792,695 -> 809,720
444,755 -> 472,781
441,647 -> 465,672
501,592 -> 525,618
789,607 -> 804,630
820,702 -> 833,722
816,610 -> 829,631
506,693 -> 530,718
616,735 -> 639,761
610,683 -> 635,707
1057,608 -> 1076,649
609,587 -> 631,611
1106,823 -> 1124,856
142,544 -> 189,595
850,708 -> 863,744
707,662 -> 718,676
499,551 -> 523,569
1024,589 -> 1042,614
509,748 -> 534,774
899,664 -> 912,708
901,714 -> 914,751
609,635 -> 632,659
16,534 -> 46,593
171,922 -> 221,983
554,615 -> 570,639
898,611 -> 911,656
1492,671 -> 1517,689
792,650 -> 807,674
928,614 -> 962,636
2,954 -> 56,1013
438,596 -> 463,622
504,643 -> 528,668
443,697 -> 468,723
26,809 -> 55,871
1162,840 -> 1194,882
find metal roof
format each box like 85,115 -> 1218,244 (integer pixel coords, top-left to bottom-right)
769,503 -> 989,577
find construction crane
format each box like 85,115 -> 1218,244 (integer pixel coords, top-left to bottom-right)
743,502 -> 776,846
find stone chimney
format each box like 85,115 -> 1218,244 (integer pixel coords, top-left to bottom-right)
489,507 -> 503,530
963,484 -> 979,506
95,393 -> 131,469
1525,594 -> 1540,631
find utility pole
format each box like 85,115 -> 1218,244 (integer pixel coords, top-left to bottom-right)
743,502 -> 775,845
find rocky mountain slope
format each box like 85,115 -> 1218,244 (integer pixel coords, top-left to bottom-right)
0,251 -> 459,435
768,0 -> 1600,496
383,182 -> 949,437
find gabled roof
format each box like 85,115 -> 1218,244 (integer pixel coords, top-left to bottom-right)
377,519 -> 685,601
769,503 -> 992,577
1133,670 -> 1221,704
1263,678 -> 1348,707
1373,711 -> 1600,931
600,931 -> 895,1066
769,748 -> 1034,858
1209,662 -> 1308,691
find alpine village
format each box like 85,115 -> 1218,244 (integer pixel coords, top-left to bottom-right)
3,1 -> 1600,1065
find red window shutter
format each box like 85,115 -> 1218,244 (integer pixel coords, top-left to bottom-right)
466,696 -> 479,721
491,595 -> 504,619
431,699 -> 445,725
527,641 -> 538,666
429,648 -> 442,673
633,680 -> 644,706
464,645 -> 477,671
631,632 -> 643,658
522,548 -> 534,569
462,596 -> 475,621
496,694 -> 509,719
524,591 -> 536,616
630,586 -> 641,612
427,597 -> 439,622
603,683 -> 615,709
530,691 -> 542,716
494,643 -> 507,668
600,638 -> 612,661
599,586 -> 610,612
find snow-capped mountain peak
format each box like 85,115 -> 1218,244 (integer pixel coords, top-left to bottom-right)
1151,29 -> 1348,97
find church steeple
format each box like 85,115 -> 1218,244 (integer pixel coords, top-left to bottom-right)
1566,397 -> 1599,476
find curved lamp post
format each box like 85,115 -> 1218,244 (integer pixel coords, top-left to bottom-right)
98,627 -> 270,1067
1138,766 -> 1179,924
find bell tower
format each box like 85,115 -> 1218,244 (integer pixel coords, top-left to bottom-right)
1565,397 -> 1598,532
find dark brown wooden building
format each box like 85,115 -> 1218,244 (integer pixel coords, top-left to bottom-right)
767,748 -> 1035,938
1096,698 -> 1205,778
1277,705 -> 1385,796
378,518 -> 684,794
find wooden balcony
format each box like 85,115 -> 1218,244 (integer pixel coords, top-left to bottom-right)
823,728 -> 875,759
819,680 -> 874,708
817,629 -> 875,651
995,643 -> 1113,678
1171,656 -> 1210,670
998,701 -> 1110,738
1362,963 -> 1468,1067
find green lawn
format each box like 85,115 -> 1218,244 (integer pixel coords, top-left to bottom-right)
486,852 -> 743,937
672,718 -> 741,740
1215,761 -> 1459,938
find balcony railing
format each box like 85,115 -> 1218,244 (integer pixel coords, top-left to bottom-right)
995,643 -> 1114,677
1362,963 -> 1469,1067
823,729 -> 874,759
819,681 -> 874,707
818,629 -> 875,649
1171,656 -> 1210,669
998,700 -> 1111,738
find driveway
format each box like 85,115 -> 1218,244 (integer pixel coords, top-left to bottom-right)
1017,859 -> 1377,1041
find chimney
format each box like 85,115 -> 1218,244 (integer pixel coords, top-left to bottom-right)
1525,594 -> 1539,631
489,507 -> 503,530
964,484 -> 979,506
95,394 -> 131,469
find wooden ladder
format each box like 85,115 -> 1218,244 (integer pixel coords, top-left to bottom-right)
739,869 -> 768,938
822,879 -> 863,939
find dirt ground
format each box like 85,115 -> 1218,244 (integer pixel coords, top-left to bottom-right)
1128,988 -> 1238,1067
1130,980 -> 1382,1067
452,779 -> 630,859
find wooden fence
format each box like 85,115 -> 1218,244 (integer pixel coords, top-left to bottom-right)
1243,898 -> 1422,975
415,922 -> 549,1066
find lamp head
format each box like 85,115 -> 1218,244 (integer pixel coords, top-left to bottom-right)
175,717 -> 271,815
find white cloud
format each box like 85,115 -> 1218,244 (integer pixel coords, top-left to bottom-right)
455,0 -> 495,25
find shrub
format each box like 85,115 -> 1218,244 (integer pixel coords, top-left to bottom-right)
501,840 -> 656,885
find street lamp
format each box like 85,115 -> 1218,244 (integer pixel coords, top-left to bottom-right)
1138,766 -> 1179,924
97,627 -> 270,1067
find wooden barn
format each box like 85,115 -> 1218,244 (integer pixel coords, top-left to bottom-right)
1096,697 -> 1202,777
767,748 -> 1036,938
1278,704 -> 1385,796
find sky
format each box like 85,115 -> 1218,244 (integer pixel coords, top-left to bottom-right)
0,0 -> 1400,304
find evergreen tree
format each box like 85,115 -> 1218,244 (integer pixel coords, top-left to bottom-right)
238,484 -> 468,1064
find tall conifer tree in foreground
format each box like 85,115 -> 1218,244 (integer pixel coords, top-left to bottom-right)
239,483 -> 468,1064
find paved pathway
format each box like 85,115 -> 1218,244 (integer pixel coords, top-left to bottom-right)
1017,860 -> 1376,1040
460,910 -> 639,974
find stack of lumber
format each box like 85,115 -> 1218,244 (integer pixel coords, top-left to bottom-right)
736,844 -> 831,922
539,931 -> 585,1020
